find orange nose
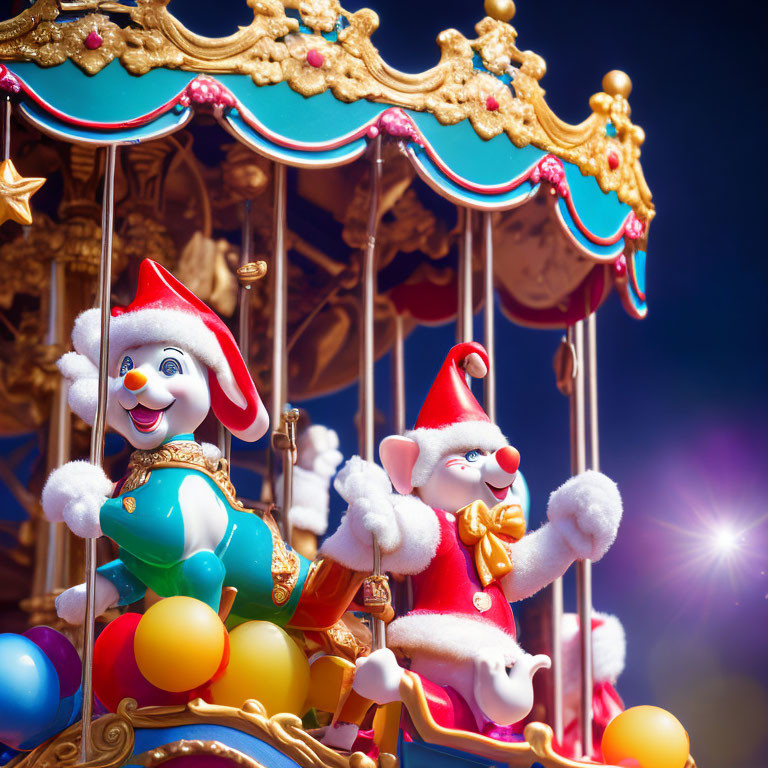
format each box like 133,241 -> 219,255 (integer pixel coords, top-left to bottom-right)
124,370 -> 147,392
495,446 -> 520,475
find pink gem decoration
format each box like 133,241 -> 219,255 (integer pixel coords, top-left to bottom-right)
614,254 -> 627,276
530,156 -> 569,197
0,65 -> 21,94
485,95 -> 499,111
179,77 -> 236,110
369,108 -> 422,145
608,151 -> 620,170
306,49 -> 325,68
624,212 -> 645,240
84,31 -> 103,50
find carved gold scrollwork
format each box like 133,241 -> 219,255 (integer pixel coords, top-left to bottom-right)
11,709 -> 134,768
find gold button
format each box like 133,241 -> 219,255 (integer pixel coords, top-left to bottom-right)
122,496 -> 136,514
473,591 -> 492,613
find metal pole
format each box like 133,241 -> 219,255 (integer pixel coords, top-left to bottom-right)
551,572 -> 564,744
482,211 -> 495,421
271,164 -> 287,523
393,313 -> 406,436
576,312 -> 599,757
3,97 -> 10,160
45,259 -> 70,594
362,135 -> 385,650
81,144 -> 117,762
458,208 -> 473,343
570,320 -> 592,756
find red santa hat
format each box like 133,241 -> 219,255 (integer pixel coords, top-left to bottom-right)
406,341 -> 507,487
70,259 -> 268,442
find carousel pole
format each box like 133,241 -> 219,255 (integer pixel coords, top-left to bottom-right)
3,96 -> 10,160
570,320 -> 591,755
271,163 -> 289,534
361,134 -> 386,650
392,313 -> 406,436
458,208 -> 473,344
576,312 -> 600,756
44,257 -> 71,594
482,211 -> 495,421
81,143 -> 117,761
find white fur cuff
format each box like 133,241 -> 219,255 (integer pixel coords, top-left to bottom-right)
387,612 -> 523,665
42,461 -> 113,524
561,611 -> 626,690
321,492 -> 439,574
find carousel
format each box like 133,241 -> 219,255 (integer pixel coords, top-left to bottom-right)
0,1 -> 692,767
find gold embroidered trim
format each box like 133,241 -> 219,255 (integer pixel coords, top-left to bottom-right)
263,509 -> 301,606
122,442 -> 249,512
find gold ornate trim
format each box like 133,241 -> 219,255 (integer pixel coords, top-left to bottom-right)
9,710 -> 134,768
123,698 -> 395,768
131,739 -> 267,767
122,442 -> 249,512
263,508 -> 302,606
0,0 -> 653,219
398,672 -> 693,768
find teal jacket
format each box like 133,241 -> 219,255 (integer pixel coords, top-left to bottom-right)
96,437 -> 310,626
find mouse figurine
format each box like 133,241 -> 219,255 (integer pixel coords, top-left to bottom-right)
42,259 -> 364,634
321,342 -> 623,739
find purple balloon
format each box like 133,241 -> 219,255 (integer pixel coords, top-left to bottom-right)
23,626 -> 82,698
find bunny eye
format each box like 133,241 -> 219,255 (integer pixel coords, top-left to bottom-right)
465,449 -> 482,462
160,357 -> 182,377
119,356 -> 134,376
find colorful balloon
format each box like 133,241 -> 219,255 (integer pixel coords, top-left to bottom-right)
0,634 -> 60,750
93,613 -> 187,712
23,626 -> 82,698
209,621 -> 309,716
134,596 -> 226,693
601,705 -> 690,768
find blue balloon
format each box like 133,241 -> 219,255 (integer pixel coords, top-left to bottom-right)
0,634 -> 60,750
17,686 -> 83,751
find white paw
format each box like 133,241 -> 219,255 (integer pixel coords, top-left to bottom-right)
353,648 -> 404,705
42,461 -> 113,536
298,425 -> 343,479
346,495 -> 402,553
546,470 -> 622,561
55,575 -> 119,625
334,456 -> 392,503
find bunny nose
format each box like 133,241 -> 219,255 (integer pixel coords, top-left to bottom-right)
124,370 -> 148,392
495,446 -> 520,475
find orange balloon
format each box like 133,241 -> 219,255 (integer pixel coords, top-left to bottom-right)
134,596 -> 226,693
601,706 -> 689,768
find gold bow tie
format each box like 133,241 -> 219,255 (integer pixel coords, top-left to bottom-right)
457,500 -> 526,587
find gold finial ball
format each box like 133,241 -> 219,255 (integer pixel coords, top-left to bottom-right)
602,70 -> 632,99
484,0 -> 516,22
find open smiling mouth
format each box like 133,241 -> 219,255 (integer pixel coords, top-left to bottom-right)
127,403 -> 172,433
486,482 -> 511,501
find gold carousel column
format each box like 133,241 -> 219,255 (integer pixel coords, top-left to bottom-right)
81,144 -> 117,762
44,257 -> 71,601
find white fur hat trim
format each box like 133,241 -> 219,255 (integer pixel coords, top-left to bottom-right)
387,611 -> 522,665
407,420 -> 507,488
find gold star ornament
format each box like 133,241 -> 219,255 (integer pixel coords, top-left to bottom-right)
0,158 -> 45,227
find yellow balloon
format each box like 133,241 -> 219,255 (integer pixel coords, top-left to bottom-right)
209,621 -> 309,716
601,706 -> 690,768
134,596 -> 225,693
